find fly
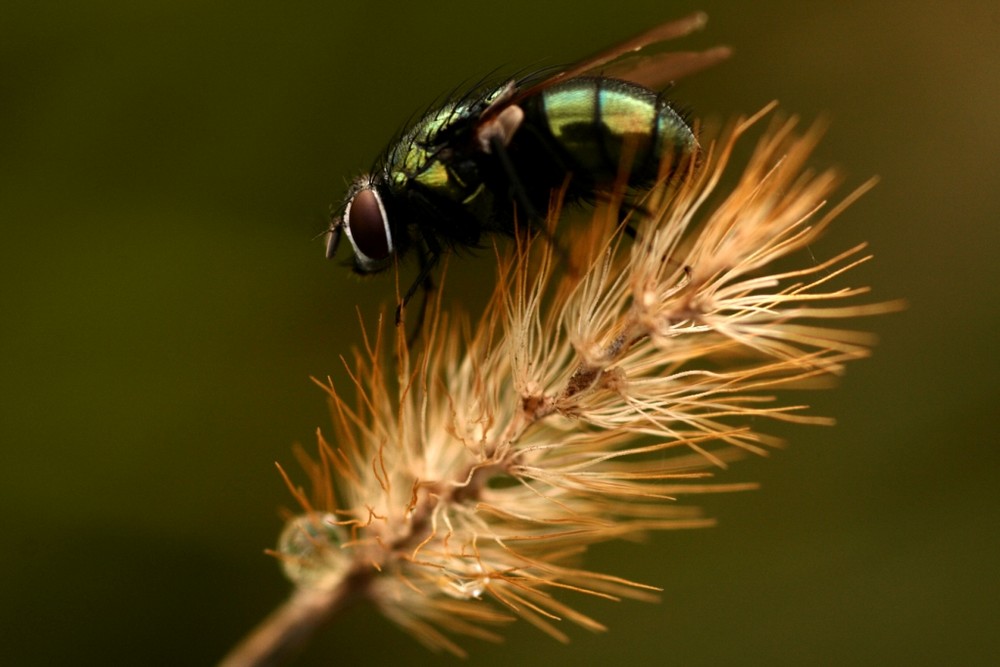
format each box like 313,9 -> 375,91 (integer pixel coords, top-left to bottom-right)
325,12 -> 729,329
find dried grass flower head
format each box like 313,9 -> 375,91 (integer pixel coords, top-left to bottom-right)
270,106 -> 885,658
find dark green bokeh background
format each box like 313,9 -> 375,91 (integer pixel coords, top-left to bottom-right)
2,1 -> 997,664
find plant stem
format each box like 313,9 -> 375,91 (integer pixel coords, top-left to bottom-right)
219,568 -> 370,667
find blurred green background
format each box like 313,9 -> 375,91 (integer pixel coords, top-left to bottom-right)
2,1 -> 997,664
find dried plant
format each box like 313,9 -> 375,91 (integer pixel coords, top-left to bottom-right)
222,107 -> 889,665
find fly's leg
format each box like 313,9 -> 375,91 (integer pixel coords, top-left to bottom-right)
618,200 -> 649,240
396,234 -> 440,347
488,135 -> 575,272
488,135 -> 543,222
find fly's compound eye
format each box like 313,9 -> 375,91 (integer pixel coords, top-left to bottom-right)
343,187 -> 392,271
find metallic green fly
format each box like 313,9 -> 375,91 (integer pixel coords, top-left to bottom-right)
325,12 -> 729,323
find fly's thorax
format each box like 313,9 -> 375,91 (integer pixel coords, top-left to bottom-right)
522,77 -> 696,186
385,100 -> 496,222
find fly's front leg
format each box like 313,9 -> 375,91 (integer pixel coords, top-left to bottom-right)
396,233 -> 440,347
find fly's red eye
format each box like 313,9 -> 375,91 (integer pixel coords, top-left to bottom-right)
346,188 -> 390,261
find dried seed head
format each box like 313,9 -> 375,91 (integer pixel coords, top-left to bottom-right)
276,106 -> 889,655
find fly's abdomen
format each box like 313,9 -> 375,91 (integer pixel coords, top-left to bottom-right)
521,77 -> 695,190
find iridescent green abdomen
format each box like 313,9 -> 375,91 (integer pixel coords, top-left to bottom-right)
519,77 -> 695,189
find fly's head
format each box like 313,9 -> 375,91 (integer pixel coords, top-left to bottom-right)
326,176 -> 394,274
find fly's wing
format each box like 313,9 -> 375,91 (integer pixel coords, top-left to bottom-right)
536,12 -> 728,87
482,11 -> 729,121
600,45 -> 732,89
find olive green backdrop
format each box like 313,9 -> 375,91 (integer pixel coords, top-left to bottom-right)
2,1 -> 997,664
